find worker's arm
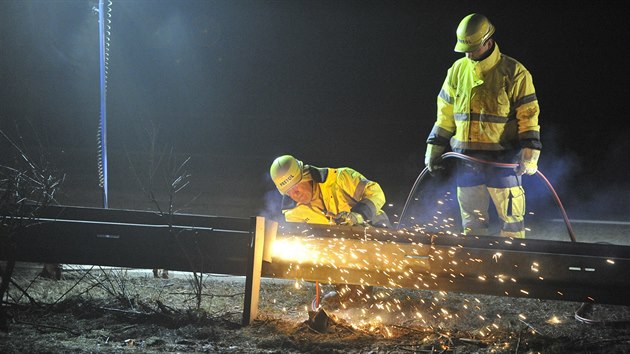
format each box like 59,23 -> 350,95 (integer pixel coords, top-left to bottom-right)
512,68 -> 541,150
283,204 -> 330,225
427,69 -> 457,147
337,168 -> 386,224
511,68 -> 541,175
425,69 -> 456,172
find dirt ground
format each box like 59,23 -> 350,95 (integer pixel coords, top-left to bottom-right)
1,264 -> 629,354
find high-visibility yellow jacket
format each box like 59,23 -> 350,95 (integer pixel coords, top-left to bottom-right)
427,43 -> 541,152
282,166 -> 390,227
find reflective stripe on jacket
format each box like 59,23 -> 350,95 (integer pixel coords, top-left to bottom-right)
283,166 -> 390,227
427,43 -> 541,152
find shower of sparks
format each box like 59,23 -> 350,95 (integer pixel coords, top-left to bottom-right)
263,192 -> 617,343
270,228 -> 505,335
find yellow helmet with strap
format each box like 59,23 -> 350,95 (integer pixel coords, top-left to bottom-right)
454,13 -> 495,53
270,155 -> 303,195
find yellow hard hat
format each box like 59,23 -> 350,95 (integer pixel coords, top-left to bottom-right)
454,13 -> 495,53
270,155 -> 303,195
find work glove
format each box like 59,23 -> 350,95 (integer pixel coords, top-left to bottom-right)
516,148 -> 540,176
334,211 -> 365,226
424,144 -> 446,173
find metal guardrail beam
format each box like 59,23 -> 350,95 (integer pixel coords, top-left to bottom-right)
262,223 -> 630,306
3,205 -> 629,322
0,205 -> 267,325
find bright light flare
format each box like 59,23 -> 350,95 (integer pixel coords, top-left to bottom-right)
271,237 -> 321,264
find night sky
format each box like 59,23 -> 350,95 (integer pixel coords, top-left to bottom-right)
1,1 -> 629,222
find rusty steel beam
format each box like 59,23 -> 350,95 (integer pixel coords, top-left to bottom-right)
0,205 -> 268,325
262,223 -> 630,306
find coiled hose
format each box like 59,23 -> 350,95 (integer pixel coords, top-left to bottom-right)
397,152 -> 576,242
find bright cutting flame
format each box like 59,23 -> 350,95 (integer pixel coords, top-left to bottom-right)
271,237 -> 321,264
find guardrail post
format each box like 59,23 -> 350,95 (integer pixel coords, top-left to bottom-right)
242,216 -> 265,325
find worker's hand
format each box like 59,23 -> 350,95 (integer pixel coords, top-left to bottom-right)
334,211 -> 365,226
516,148 -> 540,176
424,144 -> 446,174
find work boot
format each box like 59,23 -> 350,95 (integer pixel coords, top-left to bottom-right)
320,291 -> 341,310
339,284 -> 373,306
321,285 -> 374,310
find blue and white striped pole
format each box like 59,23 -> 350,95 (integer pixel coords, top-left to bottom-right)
97,0 -> 109,208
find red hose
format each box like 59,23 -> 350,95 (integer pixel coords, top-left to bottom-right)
442,152 -> 576,242
397,152 -> 577,242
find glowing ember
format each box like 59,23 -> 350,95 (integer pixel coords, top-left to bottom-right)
546,315 -> 562,324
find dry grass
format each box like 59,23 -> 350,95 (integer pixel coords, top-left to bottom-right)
2,263 -> 630,353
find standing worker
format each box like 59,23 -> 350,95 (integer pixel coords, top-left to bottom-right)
424,13 -> 541,238
269,154 -> 391,307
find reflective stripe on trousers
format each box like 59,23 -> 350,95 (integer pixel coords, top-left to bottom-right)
458,185 -> 526,238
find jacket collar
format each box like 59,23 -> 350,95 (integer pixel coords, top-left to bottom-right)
308,166 -> 328,184
473,42 -> 501,74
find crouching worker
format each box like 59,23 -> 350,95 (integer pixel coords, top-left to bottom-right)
269,154 -> 391,309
